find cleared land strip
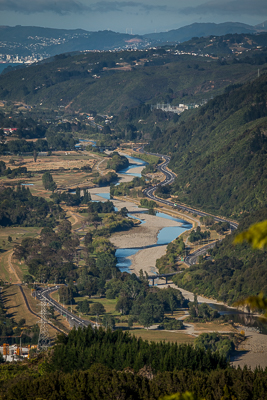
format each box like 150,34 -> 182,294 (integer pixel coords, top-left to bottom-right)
18,285 -> 67,336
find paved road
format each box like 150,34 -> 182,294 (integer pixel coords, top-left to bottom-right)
18,285 -> 64,334
141,150 -> 238,230
36,286 -> 95,329
184,241 -> 220,266
137,148 -> 238,265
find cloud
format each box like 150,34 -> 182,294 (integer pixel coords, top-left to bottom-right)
0,0 -> 168,15
90,2 -> 167,13
180,0 -> 267,17
0,0 -> 90,14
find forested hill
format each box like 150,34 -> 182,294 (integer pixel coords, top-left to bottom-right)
1,42 -> 267,114
173,207 -> 267,305
148,73 -> 267,219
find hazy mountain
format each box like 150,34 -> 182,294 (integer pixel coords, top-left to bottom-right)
143,22 -> 264,43
0,26 -> 147,58
0,21 -> 266,61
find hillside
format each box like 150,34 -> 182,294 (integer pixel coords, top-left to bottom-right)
0,22 -> 266,61
144,22 -> 262,43
147,73 -> 267,219
173,207 -> 267,305
0,25 -> 147,58
1,44 -> 266,114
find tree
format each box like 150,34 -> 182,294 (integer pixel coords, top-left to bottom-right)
84,232 -> 93,246
115,293 -> 132,315
168,293 -> 176,316
120,207 -> 128,217
33,149 -> 37,162
42,172 -> 57,192
102,315 -> 115,330
91,302 -> 105,316
138,307 -> 154,329
59,286 -> 73,305
77,299 -> 90,314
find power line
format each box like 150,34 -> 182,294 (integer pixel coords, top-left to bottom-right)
37,300 -> 50,351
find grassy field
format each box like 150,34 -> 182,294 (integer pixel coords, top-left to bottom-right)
130,329 -> 195,344
0,150 -> 99,198
1,285 -> 38,326
190,321 -> 237,333
0,227 -> 41,283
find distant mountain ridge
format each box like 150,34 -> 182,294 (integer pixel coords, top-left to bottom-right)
144,22 -> 262,43
0,21 -> 266,60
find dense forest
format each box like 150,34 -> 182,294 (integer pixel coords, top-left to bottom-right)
148,73 -> 267,218
173,207 -> 267,304
0,326 -> 266,399
0,186 -> 63,227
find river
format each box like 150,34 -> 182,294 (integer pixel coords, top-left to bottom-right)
89,150 -> 266,333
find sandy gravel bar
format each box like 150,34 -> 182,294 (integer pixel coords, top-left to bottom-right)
128,245 -> 168,276
231,328 -> 267,370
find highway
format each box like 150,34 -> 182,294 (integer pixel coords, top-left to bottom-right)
138,148 -> 238,265
35,286 -> 94,329
141,151 -> 238,230
36,148 -> 238,324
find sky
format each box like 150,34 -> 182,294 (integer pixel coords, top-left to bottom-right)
0,0 -> 266,35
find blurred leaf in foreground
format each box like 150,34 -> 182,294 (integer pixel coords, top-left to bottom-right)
233,220 -> 267,249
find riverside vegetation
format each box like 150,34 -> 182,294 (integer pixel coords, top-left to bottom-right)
0,32 -> 267,399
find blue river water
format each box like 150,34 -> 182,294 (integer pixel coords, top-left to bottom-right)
80,147 -> 265,331
118,155 -> 147,178
115,211 -> 192,272
90,153 -> 192,273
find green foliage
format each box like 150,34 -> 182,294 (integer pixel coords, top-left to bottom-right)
110,176 -> 146,197
51,325 -> 227,373
0,186 -> 62,227
173,208 -> 267,304
87,200 -> 114,214
45,131 -> 78,150
93,171 -> 118,186
42,171 -> 57,192
156,237 -> 185,273
235,292 -> 267,319
158,318 -> 184,330
194,333 -> 234,359
107,152 -> 129,172
114,282 -> 187,328
161,392 -> 197,400
52,189 -> 92,207
188,227 -> 210,243
188,301 -> 220,322
13,224 -> 80,283
1,43 -> 264,116
0,139 -> 48,155
148,73 -> 267,217
140,198 -> 157,209
76,299 -> 91,314
91,302 -> 105,316
3,363 -> 267,400
59,286 -> 74,305
234,219 -> 267,249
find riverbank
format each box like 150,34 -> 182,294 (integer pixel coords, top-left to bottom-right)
90,187 -> 184,275
89,154 -> 267,370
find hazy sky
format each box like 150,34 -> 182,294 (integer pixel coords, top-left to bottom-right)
0,0 -> 266,34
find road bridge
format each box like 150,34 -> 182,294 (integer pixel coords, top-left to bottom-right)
147,272 -> 182,286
